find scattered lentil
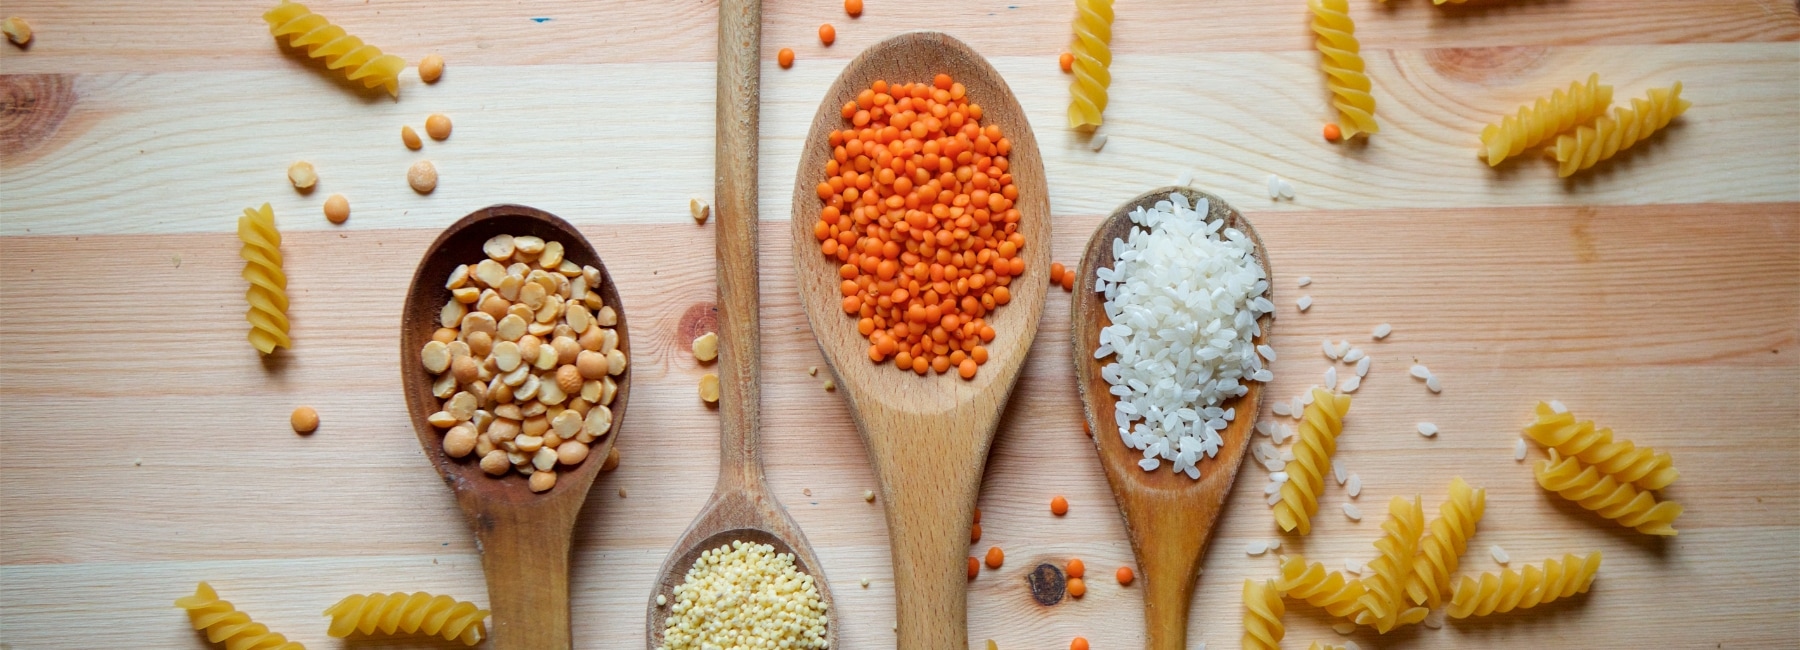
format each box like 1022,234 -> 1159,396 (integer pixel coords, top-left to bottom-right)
1059,52 -> 1074,73
1066,558 -> 1085,579
778,47 -> 795,68
971,522 -> 982,543
290,406 -> 319,434
1071,637 -> 1089,650
844,0 -> 863,17
1116,566 -> 1134,586
418,53 -> 445,83
323,194 -> 350,224
402,125 -> 423,150
1323,123 -> 1342,142
985,546 -> 1004,569
1050,495 -> 1069,516
819,23 -> 835,45
1067,577 -> 1086,598
967,556 -> 979,580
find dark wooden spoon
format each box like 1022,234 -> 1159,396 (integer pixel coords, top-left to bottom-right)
788,31 -> 1051,649
1071,187 -> 1272,650
400,204 -> 629,650
646,0 -> 837,646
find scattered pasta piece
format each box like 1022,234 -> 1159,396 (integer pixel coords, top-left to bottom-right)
323,592 -> 488,646
1276,555 -> 1366,619
1066,0 -> 1114,130
1448,552 -> 1602,618
1274,389 -> 1351,535
174,582 -> 305,650
1525,401 -> 1677,490
1353,495 -> 1428,633
1536,448 -> 1682,535
264,1 -> 406,97
1307,0 -> 1378,138
1479,74 -> 1612,166
1242,578 -> 1285,650
1554,82 -> 1690,177
1406,477 -> 1486,609
239,203 -> 291,354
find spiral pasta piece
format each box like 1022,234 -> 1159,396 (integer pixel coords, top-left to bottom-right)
1066,0 -> 1114,131
1276,555 -> 1367,619
1406,477 -> 1486,609
1554,82 -> 1689,177
1536,448 -> 1683,535
1479,74 -> 1612,166
174,582 -> 306,650
264,1 -> 406,96
1525,402 -> 1678,490
238,203 -> 291,355
1447,551 -> 1602,619
1307,0 -> 1378,138
1274,388 -> 1352,535
1242,578 -> 1285,650
1354,495 -> 1429,633
1309,643 -> 1347,650
322,592 -> 489,646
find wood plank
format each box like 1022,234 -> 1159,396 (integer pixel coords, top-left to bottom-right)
0,0 -> 1792,74
2,203 -> 1795,647
4,44 -> 1797,236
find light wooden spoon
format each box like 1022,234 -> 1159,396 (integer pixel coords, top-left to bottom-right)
789,31 -> 1051,649
400,204 -> 631,650
647,0 -> 837,646
1071,187 -> 1273,650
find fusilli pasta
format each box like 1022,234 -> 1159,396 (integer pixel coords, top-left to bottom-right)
1406,477 -> 1486,609
264,1 -> 407,97
1274,388 -> 1352,535
1554,82 -> 1689,177
1447,551 -> 1602,619
1525,402 -> 1678,490
1242,578 -> 1285,650
1276,555 -> 1366,619
323,592 -> 489,646
1536,448 -> 1682,536
1354,495 -> 1428,633
1309,643 -> 1347,650
1307,0 -> 1378,138
1066,0 -> 1114,131
174,582 -> 306,650
239,203 -> 291,355
1479,74 -> 1612,166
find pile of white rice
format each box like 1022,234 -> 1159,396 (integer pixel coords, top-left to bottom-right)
1094,192 -> 1273,479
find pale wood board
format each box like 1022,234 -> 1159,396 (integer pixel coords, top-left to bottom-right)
1,1 -> 1797,648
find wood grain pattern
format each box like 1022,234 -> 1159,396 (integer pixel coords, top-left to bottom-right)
788,32 -> 1052,649
1072,187 -> 1274,650
646,0 -> 840,646
0,1 -> 1797,649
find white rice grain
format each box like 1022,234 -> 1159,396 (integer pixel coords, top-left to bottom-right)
1323,339 -> 1340,360
1347,473 -> 1362,498
1267,538 -> 1281,551
1410,364 -> 1432,379
1342,347 -> 1365,363
1246,540 -> 1269,556
1336,340 -> 1351,358
1355,356 -> 1371,377
1265,174 -> 1281,199
1550,399 -> 1568,413
1297,295 -> 1313,311
1271,401 -> 1291,417
1338,375 -> 1360,393
1278,179 -> 1296,199
1372,323 -> 1392,339
1297,276 -> 1312,287
1343,560 -> 1363,575
1257,344 -> 1277,361
1515,438 -> 1528,461
1089,132 -> 1108,152
1096,192 -> 1272,480
1324,367 -> 1338,390
1333,464 -> 1347,485
1423,608 -> 1447,629
1490,545 -> 1510,564
1427,375 -> 1443,393
1267,491 -> 1283,506
1343,503 -> 1362,521
1418,422 -> 1438,437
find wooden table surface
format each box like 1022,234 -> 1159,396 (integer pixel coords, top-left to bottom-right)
2,1 -> 1796,648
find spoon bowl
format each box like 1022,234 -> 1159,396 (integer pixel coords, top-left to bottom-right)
400,204 -> 629,650
1071,187 -> 1272,650
648,0 -> 836,646
790,31 -> 1050,648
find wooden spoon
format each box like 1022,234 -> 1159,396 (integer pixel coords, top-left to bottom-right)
1071,187 -> 1273,650
789,31 -> 1051,649
400,204 -> 631,650
646,0 -> 838,646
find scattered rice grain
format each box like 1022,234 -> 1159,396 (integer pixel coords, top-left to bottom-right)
1372,323 -> 1392,339
1490,545 -> 1510,564
1417,422 -> 1438,437
1354,356 -> 1370,377
1342,503 -> 1362,521
1323,339 -> 1340,360
1423,608 -> 1447,629
1257,344 -> 1277,361
1347,473 -> 1361,498
1550,399 -> 1568,413
1514,437 -> 1528,461
1342,347 -> 1364,363
1278,179 -> 1295,199
1427,375 -> 1442,393
1246,540 -> 1269,556
1333,464 -> 1347,485
1323,367 -> 1338,390
1410,364 -> 1431,379
1266,175 -> 1280,199
1297,276 -> 1312,287
1297,295 -> 1313,311
1089,132 -> 1108,152
1338,375 -> 1360,393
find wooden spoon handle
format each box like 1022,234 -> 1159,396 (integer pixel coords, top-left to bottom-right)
715,0 -> 763,486
475,508 -> 576,649
1129,491 -> 1219,650
863,412 -> 986,649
